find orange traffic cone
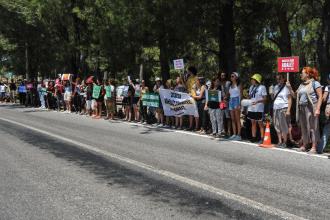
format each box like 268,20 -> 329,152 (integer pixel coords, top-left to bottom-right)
259,121 -> 273,148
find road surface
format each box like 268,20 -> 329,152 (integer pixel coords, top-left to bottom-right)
0,104 -> 330,220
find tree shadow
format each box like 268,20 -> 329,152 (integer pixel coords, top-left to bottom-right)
1,122 -> 266,220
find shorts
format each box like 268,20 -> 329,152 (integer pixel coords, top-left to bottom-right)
64,92 -> 72,101
0,92 -> 5,99
247,111 -> 264,121
273,108 -> 290,134
86,100 -> 92,110
229,97 -> 240,110
91,99 -> 97,110
105,100 -> 116,113
133,97 -> 139,105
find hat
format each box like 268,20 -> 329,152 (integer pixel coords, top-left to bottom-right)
251,73 -> 262,83
155,77 -> 161,81
232,72 -> 239,78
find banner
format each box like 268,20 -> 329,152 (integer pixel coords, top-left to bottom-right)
105,86 -> 112,98
160,89 -> 198,117
142,92 -> 159,108
205,90 -> 221,102
92,84 -> 102,99
277,56 -> 299,72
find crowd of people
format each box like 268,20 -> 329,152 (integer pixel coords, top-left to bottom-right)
1,65 -> 329,154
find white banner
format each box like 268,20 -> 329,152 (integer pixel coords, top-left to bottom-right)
160,89 -> 198,117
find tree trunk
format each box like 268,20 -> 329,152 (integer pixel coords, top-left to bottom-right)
219,0 -> 236,74
159,38 -> 170,82
25,42 -> 29,80
317,0 -> 330,84
276,9 -> 292,56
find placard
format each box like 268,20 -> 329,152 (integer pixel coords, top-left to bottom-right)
277,56 -> 299,72
173,59 -> 185,70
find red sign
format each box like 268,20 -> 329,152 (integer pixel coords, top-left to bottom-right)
277,56 -> 299,72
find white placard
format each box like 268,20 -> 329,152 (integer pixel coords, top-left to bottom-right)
173,59 -> 185,70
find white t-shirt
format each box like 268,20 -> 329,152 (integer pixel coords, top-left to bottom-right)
273,84 -> 289,110
229,85 -> 240,98
104,85 -> 115,99
248,84 -> 267,112
0,85 -> 6,93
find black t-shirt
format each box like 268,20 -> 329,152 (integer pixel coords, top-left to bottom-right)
10,83 -> 17,91
86,86 -> 93,101
208,86 -> 221,109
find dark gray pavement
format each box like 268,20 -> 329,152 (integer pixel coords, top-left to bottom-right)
0,104 -> 330,220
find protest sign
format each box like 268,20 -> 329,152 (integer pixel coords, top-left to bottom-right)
159,89 -> 198,117
277,56 -> 299,73
105,85 -> 112,98
92,84 -> 102,99
142,92 -> 159,108
173,59 -> 185,70
61,73 -> 72,81
205,90 -> 221,102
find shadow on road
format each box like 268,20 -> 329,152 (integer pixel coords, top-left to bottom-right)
1,120 -> 266,220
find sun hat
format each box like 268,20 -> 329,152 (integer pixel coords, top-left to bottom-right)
251,73 -> 262,83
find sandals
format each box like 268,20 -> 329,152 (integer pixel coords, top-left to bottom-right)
297,147 -> 306,152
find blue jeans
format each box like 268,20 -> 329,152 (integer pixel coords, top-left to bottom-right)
39,92 -> 45,108
318,122 -> 330,153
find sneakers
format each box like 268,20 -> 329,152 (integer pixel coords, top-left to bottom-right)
228,135 -> 236,140
276,143 -> 287,148
234,135 -> 242,141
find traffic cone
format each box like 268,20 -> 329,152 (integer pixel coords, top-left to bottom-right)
259,121 -> 273,148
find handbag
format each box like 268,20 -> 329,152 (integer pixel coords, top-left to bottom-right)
219,101 -> 227,110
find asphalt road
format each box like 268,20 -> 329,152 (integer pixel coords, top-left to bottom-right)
0,104 -> 330,220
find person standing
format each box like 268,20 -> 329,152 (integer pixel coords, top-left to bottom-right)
55,79 -> 65,111
0,82 -> 7,103
247,74 -> 267,143
9,79 -> 17,103
139,80 -> 149,124
318,73 -> 330,153
228,72 -> 243,141
192,77 -> 207,133
272,73 -> 292,148
287,67 -> 322,153
18,81 -> 27,105
153,77 -> 164,126
185,66 -> 198,130
219,72 -> 232,136
204,78 -> 223,138
174,77 -> 186,129
63,80 -> 73,113
104,79 -> 116,120
92,78 -> 105,119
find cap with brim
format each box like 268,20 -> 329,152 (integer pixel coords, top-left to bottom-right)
155,77 -> 161,81
233,72 -> 239,78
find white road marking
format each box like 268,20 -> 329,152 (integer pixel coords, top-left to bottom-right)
0,117 -> 307,220
121,121 -> 329,159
